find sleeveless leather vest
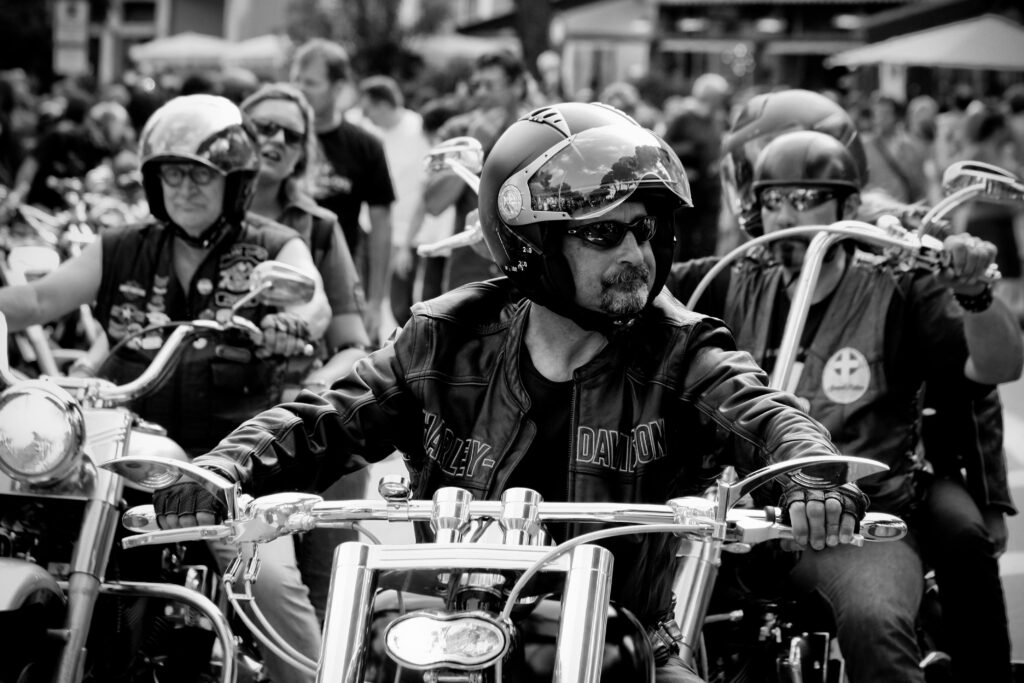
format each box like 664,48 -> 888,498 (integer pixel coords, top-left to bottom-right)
723,259 -> 924,510
95,217 -> 295,455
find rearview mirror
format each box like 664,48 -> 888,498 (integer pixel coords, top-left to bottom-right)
942,161 -> 1024,205
229,261 -> 316,314
425,136 -> 484,175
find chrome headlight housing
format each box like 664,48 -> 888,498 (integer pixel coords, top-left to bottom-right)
384,610 -> 510,671
0,380 -> 86,485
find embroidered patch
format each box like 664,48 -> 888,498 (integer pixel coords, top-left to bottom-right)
822,347 -> 870,405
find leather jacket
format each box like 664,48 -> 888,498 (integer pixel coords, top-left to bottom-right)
195,278 -> 842,619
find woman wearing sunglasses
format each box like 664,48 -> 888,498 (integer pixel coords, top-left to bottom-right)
241,83 -> 372,379
668,130 -> 1020,683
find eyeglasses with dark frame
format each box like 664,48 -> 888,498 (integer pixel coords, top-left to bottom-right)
758,187 -> 839,212
249,119 -> 306,147
158,163 -> 222,188
565,215 -> 658,249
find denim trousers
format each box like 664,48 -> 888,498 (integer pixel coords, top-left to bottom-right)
788,476 -> 1010,683
294,468 -> 372,623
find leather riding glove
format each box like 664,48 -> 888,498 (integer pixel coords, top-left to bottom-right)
154,481 -> 227,525
779,482 -> 870,529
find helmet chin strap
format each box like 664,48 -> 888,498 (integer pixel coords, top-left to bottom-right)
172,217 -> 231,249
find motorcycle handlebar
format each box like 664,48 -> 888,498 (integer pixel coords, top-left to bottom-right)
119,496 -> 906,549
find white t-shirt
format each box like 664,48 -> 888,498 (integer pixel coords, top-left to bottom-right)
360,109 -> 431,247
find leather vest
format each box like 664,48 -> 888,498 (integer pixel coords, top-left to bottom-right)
95,217 -> 295,455
723,259 -> 924,511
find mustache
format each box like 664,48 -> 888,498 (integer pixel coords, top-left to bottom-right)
603,263 -> 651,288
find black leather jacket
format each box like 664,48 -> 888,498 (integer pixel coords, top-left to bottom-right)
195,278 -> 842,619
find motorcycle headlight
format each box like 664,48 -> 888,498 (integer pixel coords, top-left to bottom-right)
0,380 -> 85,485
384,611 -> 510,671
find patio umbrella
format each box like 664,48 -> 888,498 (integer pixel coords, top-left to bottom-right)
826,14 -> 1024,72
129,31 -> 229,71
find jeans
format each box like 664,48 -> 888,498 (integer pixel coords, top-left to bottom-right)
916,477 -> 1012,682
207,535 -> 321,683
295,468 -> 372,622
788,476 -> 1010,683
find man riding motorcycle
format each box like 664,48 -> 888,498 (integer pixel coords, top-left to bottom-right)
668,129 -> 1021,682
0,94 -> 331,683
154,102 -> 872,683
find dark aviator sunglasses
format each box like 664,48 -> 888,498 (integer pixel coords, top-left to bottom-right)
566,215 -> 658,249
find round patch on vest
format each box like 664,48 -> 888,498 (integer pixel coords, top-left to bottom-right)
821,347 -> 870,405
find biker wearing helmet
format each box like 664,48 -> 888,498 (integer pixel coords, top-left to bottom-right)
0,94 -> 331,683
152,103 -> 874,683
668,130 -> 1020,683
720,89 -> 868,238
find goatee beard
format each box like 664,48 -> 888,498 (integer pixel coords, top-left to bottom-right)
601,264 -> 651,316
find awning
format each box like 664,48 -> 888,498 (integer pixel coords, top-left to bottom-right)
764,40 -> 862,56
826,14 -> 1024,71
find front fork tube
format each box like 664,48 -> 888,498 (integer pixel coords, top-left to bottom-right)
317,542 -> 377,683
672,533 -> 723,669
54,468 -> 124,683
554,544 -> 615,683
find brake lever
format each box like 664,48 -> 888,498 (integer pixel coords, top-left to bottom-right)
121,524 -> 233,549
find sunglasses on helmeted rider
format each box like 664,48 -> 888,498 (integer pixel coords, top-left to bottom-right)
249,119 -> 305,146
565,215 -> 658,249
758,187 -> 839,212
158,163 -> 222,187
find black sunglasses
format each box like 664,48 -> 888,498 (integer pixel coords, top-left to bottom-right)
158,163 -> 220,187
566,215 -> 658,249
759,187 -> 838,212
250,119 -> 305,146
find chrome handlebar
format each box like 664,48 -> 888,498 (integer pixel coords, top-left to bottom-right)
118,495 -> 906,550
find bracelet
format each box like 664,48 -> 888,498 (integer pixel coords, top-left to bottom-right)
954,284 -> 994,313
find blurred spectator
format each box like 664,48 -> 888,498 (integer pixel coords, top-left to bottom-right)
291,38 -> 395,343
426,49 -> 530,291
663,94 -> 723,259
536,49 -> 567,103
1004,83 -> 1024,166
0,78 -> 23,187
1,99 -> 133,212
598,80 -> 659,130
221,67 -> 260,105
180,71 -> 220,96
862,93 -> 928,203
935,83 -> 975,173
960,105 -> 1024,323
358,75 -> 430,326
906,95 -> 941,202
240,82 -> 370,360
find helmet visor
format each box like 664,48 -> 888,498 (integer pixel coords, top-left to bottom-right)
497,125 -> 691,226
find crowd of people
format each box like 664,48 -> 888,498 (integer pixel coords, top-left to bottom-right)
0,37 -> 1021,683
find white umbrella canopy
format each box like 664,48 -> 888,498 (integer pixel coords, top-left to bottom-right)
826,14 -> 1024,72
129,31 -> 229,71
222,34 -> 292,72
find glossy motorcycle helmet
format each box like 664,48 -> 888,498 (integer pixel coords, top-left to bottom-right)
479,102 -> 692,334
139,94 -> 259,228
721,89 -> 867,236
751,131 -> 864,221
